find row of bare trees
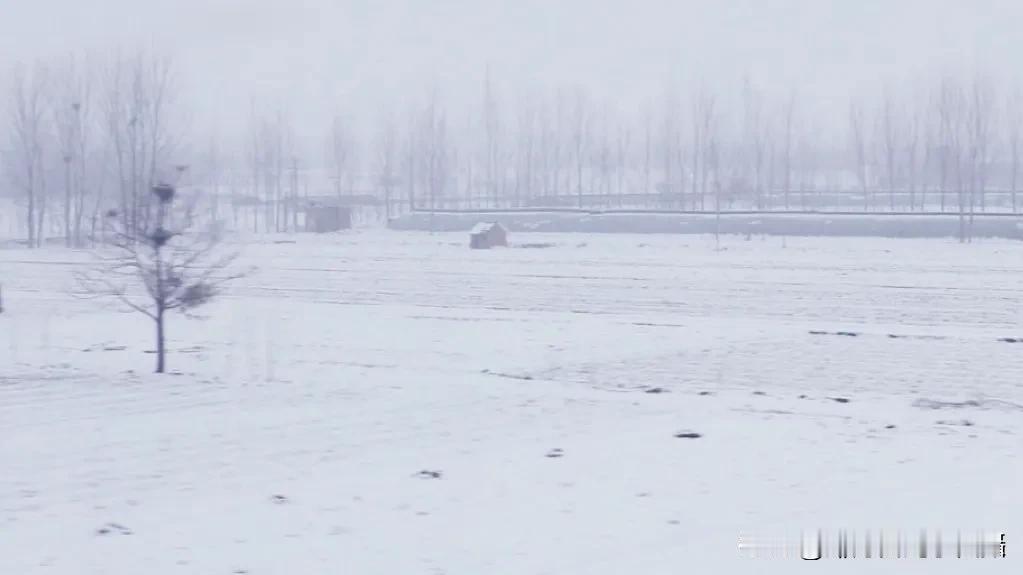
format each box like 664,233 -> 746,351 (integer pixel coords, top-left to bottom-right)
363,74 -> 1023,230
3,52 -> 181,247
6,54 -> 1023,246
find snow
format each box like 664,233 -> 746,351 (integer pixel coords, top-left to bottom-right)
1,231 -> 1020,574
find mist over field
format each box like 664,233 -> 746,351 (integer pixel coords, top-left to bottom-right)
3,0 -> 1021,140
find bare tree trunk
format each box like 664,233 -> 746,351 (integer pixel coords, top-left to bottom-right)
1012,129 -> 1020,213
572,89 -> 588,209
63,158 -> 72,246
880,90 -> 899,211
643,108 -> 652,202
1010,91 -> 1021,213
850,103 -> 870,212
8,64 -> 48,248
783,95 -> 795,211
156,305 -> 166,373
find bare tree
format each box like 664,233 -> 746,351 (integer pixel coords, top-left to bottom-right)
102,52 -> 180,237
570,88 -> 590,208
375,112 -> 398,219
203,134 -> 223,227
692,91 -> 717,211
905,105 -> 923,211
404,104 -> 419,211
52,55 -> 95,247
936,78 -> 968,239
482,66 -> 502,204
595,104 -> 613,206
615,121 -> 630,207
6,62 -> 49,247
76,183 -> 246,373
1008,89 -> 1022,213
661,84 -> 680,207
515,96 -> 537,207
418,93 -> 449,224
967,76 -> 994,226
642,103 -> 653,202
879,89 -> 900,210
782,93 -> 796,210
743,78 -> 767,209
328,114 -> 351,204
849,101 -> 871,211
245,106 -> 264,232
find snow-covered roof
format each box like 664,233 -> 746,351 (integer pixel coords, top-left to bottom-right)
470,222 -> 503,234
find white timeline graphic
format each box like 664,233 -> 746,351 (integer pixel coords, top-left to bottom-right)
738,529 -> 1006,559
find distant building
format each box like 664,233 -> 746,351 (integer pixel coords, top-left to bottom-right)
304,204 -> 352,233
469,222 -> 508,249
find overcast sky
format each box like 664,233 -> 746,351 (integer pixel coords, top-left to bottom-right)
1,0 -> 1019,145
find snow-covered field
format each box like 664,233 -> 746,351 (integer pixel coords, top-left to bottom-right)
1,231 -> 1020,574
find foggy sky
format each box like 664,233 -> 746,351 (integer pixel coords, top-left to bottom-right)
2,0 -> 1020,144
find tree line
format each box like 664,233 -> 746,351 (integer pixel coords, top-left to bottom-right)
5,52 -> 1021,246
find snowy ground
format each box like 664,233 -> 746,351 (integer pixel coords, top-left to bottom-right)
1,231 -> 1020,574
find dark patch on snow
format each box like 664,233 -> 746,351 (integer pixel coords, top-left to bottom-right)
999,337 -> 1021,343
828,397 -> 851,404
809,330 -> 860,337
936,419 -> 974,427
886,333 -> 949,341
698,391 -> 714,396
481,369 -> 534,381
82,344 -> 127,352
914,397 -> 1023,411
514,242 -> 557,249
674,432 -> 703,439
633,321 -> 686,327
885,424 -> 897,429
913,398 -> 981,410
545,448 -> 565,458
752,391 -> 767,396
644,387 -> 669,394
414,470 -> 443,479
95,522 -> 132,536
269,494 -> 290,504
143,346 -> 204,354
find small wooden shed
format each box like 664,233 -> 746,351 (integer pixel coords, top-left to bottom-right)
304,205 -> 352,233
469,222 -> 508,249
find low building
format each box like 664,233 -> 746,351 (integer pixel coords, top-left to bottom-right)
305,204 -> 352,233
469,222 -> 508,249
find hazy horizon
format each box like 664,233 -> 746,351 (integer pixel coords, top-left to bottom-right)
3,0 -> 1019,147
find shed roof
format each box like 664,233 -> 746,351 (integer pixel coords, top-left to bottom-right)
470,222 -> 504,234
